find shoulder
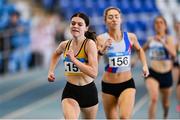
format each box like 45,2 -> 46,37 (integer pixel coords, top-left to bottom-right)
126,32 -> 138,41
166,35 -> 173,40
86,39 -> 97,47
126,32 -> 137,44
97,33 -> 108,44
166,35 -> 175,44
97,33 -> 108,40
127,32 -> 136,38
59,40 -> 69,48
56,39 -> 70,52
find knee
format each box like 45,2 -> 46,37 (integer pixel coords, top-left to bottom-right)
120,114 -> 131,119
150,95 -> 158,104
120,112 -> 131,119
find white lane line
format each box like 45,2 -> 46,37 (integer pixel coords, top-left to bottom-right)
1,91 -> 60,119
0,75 -> 47,103
133,94 -> 148,115
0,68 -> 46,85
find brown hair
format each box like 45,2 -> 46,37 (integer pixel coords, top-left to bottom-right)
154,15 -> 168,34
103,7 -> 121,21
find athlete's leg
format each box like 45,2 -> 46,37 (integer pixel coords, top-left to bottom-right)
172,66 -> 179,82
61,98 -> 80,119
102,93 -> 119,119
80,104 -> 98,119
118,88 -> 136,119
176,69 -> 180,104
160,87 -> 172,119
145,77 -> 159,119
176,83 -> 180,112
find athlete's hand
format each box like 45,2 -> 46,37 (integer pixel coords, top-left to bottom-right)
155,35 -> 166,45
142,65 -> 149,77
102,38 -> 113,52
48,72 -> 55,82
66,49 -> 75,61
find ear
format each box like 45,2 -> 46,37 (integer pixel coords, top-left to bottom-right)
85,26 -> 89,31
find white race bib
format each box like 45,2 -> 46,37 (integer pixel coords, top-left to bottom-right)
64,62 -> 81,73
109,55 -> 130,67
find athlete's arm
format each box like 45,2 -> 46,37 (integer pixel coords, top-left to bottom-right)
96,35 -> 105,60
129,33 -> 149,77
48,41 -> 68,81
66,40 -> 98,78
143,37 -> 151,51
96,35 -> 112,60
159,36 -> 176,58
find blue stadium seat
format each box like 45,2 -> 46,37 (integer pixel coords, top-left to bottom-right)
134,20 -> 147,31
118,0 -> 132,14
125,21 -> 136,33
131,0 -> 143,13
141,0 -> 158,13
58,0 -> 70,9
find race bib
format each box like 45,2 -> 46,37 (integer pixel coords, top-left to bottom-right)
150,47 -> 167,60
109,55 -> 130,67
64,62 -> 81,73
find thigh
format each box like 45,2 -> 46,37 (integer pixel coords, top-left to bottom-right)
61,98 -> 80,119
80,104 -> 98,119
177,84 -> 180,100
172,67 -> 179,82
160,88 -> 172,102
118,88 -> 136,118
146,77 -> 159,98
102,92 -> 119,119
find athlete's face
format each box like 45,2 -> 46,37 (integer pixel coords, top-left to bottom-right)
70,17 -> 88,38
105,9 -> 121,29
154,17 -> 167,34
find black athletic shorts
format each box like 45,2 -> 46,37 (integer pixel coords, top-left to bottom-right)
102,78 -> 136,98
146,68 -> 173,88
61,81 -> 98,108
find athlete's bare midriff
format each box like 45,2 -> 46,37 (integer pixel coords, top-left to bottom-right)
102,71 -> 132,83
150,60 -> 172,73
66,74 -> 94,86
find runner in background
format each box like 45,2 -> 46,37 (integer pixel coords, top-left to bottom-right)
173,20 -> 180,112
143,16 -> 176,119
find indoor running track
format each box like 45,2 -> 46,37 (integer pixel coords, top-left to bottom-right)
0,60 -> 179,119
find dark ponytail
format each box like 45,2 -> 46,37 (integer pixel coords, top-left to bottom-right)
85,30 -> 97,41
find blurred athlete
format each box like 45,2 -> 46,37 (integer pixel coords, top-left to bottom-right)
173,20 -> 180,112
96,7 -> 149,119
143,16 -> 176,119
48,12 -> 98,119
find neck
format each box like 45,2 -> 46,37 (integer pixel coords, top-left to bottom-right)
73,36 -> 86,45
108,29 -> 122,40
157,31 -> 166,37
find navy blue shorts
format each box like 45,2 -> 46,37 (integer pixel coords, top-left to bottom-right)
146,68 -> 173,88
61,81 -> 98,108
101,78 -> 136,98
173,61 -> 179,67
178,77 -> 180,85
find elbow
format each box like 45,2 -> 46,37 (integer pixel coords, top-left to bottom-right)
90,70 -> 98,79
172,52 -> 177,58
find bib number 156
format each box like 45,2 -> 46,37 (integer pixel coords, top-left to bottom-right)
109,56 -> 130,67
